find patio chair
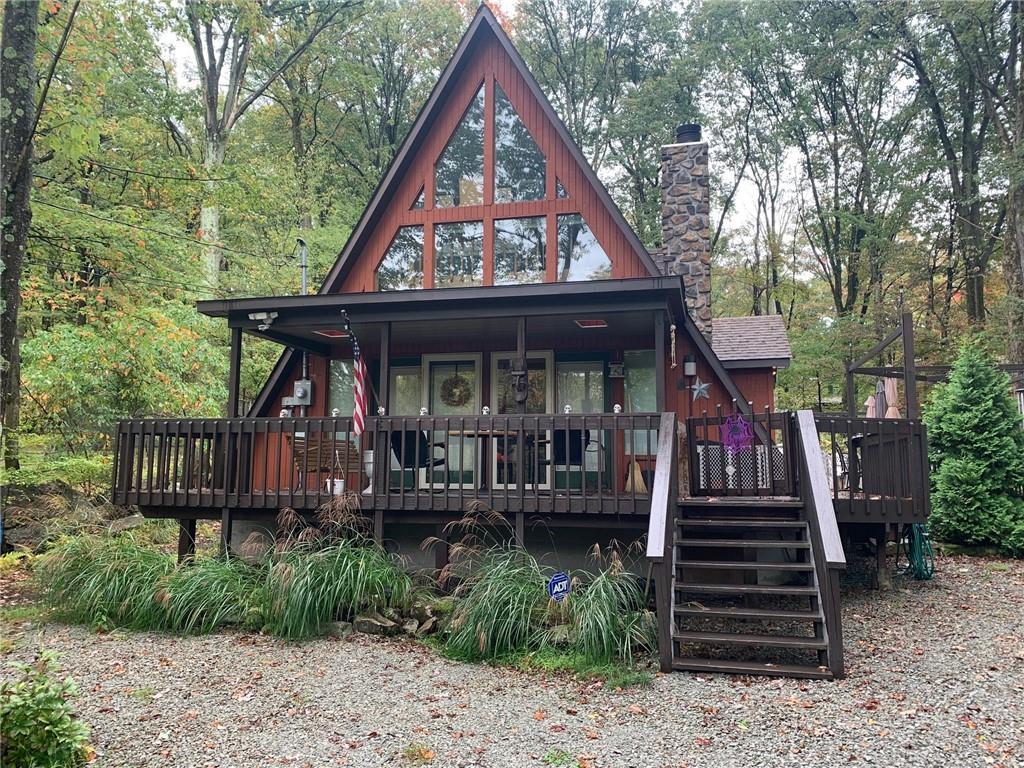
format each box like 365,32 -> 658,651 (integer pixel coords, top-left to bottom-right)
288,433 -> 360,491
536,429 -> 600,489
390,430 -> 448,488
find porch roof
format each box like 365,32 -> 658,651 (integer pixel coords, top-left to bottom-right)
197,277 -> 689,353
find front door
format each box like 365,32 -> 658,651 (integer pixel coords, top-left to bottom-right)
423,354 -> 481,489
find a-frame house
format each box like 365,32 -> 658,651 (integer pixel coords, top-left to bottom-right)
114,5 -> 934,679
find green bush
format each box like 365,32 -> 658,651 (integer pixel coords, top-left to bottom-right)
159,556 -> 266,634
445,546 -> 548,660
924,344 -> 1024,554
36,535 -> 173,630
0,651 -> 91,768
265,539 -> 412,639
443,542 -> 654,666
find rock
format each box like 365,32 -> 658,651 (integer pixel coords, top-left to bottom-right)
415,616 -> 437,637
402,619 -> 419,635
109,514 -> 147,533
326,621 -> 352,639
353,613 -> 399,636
430,596 -> 455,619
410,600 -> 433,623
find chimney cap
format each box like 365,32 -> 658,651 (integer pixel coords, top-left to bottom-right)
675,123 -> 702,143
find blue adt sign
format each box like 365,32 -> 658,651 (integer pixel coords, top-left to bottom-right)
547,571 -> 571,602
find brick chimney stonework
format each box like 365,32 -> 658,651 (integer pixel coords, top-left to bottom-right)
660,138 -> 712,339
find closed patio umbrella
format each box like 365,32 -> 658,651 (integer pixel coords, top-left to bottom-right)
884,378 -> 901,418
864,394 -> 877,418
873,379 -> 887,418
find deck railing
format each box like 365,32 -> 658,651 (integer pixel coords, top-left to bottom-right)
685,409 -> 796,497
112,413 -> 664,516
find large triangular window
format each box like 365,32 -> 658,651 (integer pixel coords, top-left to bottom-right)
556,214 -> 611,282
435,85 -> 485,208
494,84 -> 545,203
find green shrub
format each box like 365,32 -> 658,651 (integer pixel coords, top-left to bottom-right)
265,539 -> 412,639
36,535 -> 173,629
924,344 -> 1024,554
565,564 -> 655,663
445,546 -> 548,660
0,651 -> 91,768
159,556 -> 266,634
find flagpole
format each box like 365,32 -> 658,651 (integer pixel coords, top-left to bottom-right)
340,311 -> 382,411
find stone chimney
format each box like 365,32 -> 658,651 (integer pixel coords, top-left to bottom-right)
659,123 -> 712,339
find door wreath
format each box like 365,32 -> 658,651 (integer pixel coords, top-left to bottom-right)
440,373 -> 472,407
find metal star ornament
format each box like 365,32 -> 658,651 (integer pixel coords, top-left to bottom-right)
690,377 -> 711,401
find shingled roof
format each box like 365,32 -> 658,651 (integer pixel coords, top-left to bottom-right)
711,315 -> 792,369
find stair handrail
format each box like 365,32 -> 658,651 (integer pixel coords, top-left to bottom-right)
646,412 -> 678,672
794,409 -> 846,678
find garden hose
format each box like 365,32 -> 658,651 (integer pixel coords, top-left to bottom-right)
896,523 -> 935,580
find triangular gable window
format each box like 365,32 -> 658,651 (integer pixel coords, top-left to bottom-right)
377,225 -> 424,290
411,186 -> 424,210
494,83 -> 545,203
435,85 -> 485,208
556,213 -> 611,282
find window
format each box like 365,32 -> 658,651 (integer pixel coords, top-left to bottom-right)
555,361 -> 604,414
435,85 -> 484,207
411,187 -> 424,210
624,350 -> 656,454
435,220 -> 484,287
389,367 -> 422,415
494,84 -> 545,203
376,226 -> 424,291
555,178 -> 568,199
556,213 -> 611,282
494,217 -> 545,285
328,360 -> 355,416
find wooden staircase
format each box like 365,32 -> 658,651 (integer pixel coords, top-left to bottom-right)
646,411 -> 847,680
670,502 -> 837,678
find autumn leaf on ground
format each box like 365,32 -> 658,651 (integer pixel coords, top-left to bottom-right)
534,709 -> 546,721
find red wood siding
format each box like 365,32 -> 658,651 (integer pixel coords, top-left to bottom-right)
337,31 -> 650,294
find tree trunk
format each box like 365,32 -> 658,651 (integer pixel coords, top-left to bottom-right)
201,135 -> 226,288
1006,184 -> 1024,365
1,0 -> 40,471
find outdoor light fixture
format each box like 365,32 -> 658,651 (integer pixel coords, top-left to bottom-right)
683,354 -> 697,377
574,319 -> 608,329
248,311 -> 278,331
313,329 -> 349,338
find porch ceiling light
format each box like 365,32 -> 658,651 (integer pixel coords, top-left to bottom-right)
312,329 -> 350,338
574,319 -> 608,329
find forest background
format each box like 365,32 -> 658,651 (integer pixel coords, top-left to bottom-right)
2,0 -> 1022,483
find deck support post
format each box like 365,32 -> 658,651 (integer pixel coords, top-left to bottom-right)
374,509 -> 383,544
876,523 -> 891,590
227,326 -> 242,418
177,518 -> 197,563
901,312 -> 919,419
220,508 -> 233,555
433,523 -> 450,587
515,511 -> 525,547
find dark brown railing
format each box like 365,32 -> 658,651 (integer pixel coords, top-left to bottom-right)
685,409 -> 796,497
682,409 -> 929,523
113,413 -> 664,516
812,413 -> 929,521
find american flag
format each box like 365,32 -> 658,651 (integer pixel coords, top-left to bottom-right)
352,346 -> 368,439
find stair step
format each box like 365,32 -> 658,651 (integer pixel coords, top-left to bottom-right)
674,630 -> 827,650
677,560 -> 814,572
682,498 -> 804,508
678,519 -> 807,528
672,657 -> 833,680
676,538 -> 810,549
675,583 -> 818,596
675,604 -> 822,621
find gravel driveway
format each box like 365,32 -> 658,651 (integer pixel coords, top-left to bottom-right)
3,555 -> 1023,768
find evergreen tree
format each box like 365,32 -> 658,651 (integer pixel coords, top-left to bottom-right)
923,344 -> 1024,553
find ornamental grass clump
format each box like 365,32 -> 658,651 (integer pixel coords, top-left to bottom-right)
564,548 -> 655,663
265,540 -> 412,639
37,534 -> 173,630
444,545 -> 548,660
158,555 -> 267,634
